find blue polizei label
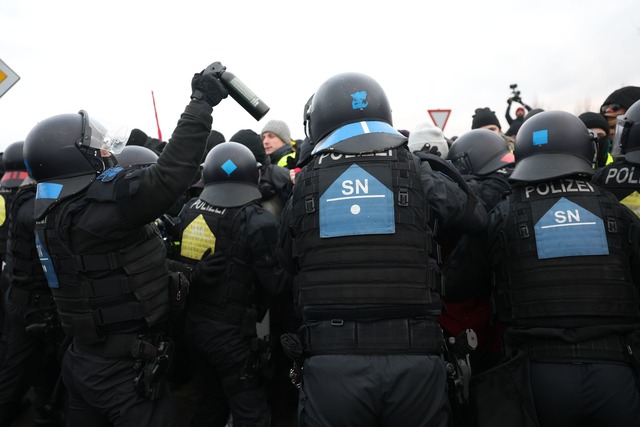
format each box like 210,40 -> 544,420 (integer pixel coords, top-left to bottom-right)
534,197 -> 608,259
35,232 -> 59,288
319,164 -> 394,238
36,182 -> 63,200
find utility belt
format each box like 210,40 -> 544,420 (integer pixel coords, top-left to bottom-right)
296,318 -> 445,356
517,335 -> 632,364
6,285 -> 56,311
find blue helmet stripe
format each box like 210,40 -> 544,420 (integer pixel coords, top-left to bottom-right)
312,121 -> 402,155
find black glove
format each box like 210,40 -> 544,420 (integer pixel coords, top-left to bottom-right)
191,248 -> 226,285
126,128 -> 148,146
426,145 -> 441,157
191,69 -> 229,107
419,144 -> 441,158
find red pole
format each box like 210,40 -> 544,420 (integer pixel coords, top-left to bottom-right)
151,90 -> 163,141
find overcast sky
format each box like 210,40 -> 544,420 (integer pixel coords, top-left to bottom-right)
1,0 -> 639,152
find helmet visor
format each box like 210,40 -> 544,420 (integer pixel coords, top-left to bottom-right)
79,110 -> 129,155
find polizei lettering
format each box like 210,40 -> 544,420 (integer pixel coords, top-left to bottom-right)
524,179 -> 594,199
317,150 -> 393,165
190,199 -> 226,214
604,166 -> 640,185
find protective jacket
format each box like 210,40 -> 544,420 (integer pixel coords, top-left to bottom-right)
491,178 -> 640,324
35,170 -> 171,351
179,197 -> 285,327
592,159 -> 640,217
290,147 -> 442,322
5,184 -> 54,311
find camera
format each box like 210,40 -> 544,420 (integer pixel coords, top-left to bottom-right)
509,83 -> 522,103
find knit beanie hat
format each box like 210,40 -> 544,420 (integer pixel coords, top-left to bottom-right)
408,121 -> 449,158
261,120 -> 291,145
206,130 -> 226,151
230,129 -> 267,164
601,86 -> 640,111
578,112 -> 610,135
471,107 -> 501,130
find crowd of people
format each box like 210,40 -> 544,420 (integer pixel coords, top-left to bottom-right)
0,61 -> 638,427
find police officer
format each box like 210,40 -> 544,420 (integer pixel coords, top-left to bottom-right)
0,172 -> 65,426
473,110 -> 640,427
278,72 -> 486,427
437,129 -> 516,426
0,141 -> 30,362
178,141 -> 288,427
592,99 -> 640,217
228,129 -> 292,218
22,62 -> 230,425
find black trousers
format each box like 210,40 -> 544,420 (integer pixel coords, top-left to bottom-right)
530,361 -> 640,427
298,354 -> 450,427
0,302 -> 61,425
62,342 -> 176,427
184,311 -> 270,427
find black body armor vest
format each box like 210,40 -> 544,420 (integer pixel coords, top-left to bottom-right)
179,198 -> 261,326
290,148 -> 443,321
493,178 -> 640,324
34,173 -> 171,345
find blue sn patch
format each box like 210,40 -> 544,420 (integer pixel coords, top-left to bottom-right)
351,91 -> 368,110
36,182 -> 63,200
320,164 -> 394,238
534,197 -> 608,259
533,130 -> 548,146
97,167 -> 123,182
35,233 -> 59,288
222,159 -> 237,175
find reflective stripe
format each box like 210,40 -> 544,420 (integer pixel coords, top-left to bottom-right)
312,121 -> 402,154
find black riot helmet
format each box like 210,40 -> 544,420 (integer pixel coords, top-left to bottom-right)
24,110 -> 128,187
510,110 -> 595,183
611,99 -> 640,164
199,141 -> 262,208
308,72 -> 406,155
447,129 -> 515,176
1,141 -> 28,188
115,145 -> 159,168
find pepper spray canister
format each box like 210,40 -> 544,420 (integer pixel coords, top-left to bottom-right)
207,62 -> 270,121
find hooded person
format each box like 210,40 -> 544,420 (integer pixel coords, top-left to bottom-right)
579,111 -> 612,168
600,86 -> 640,139
471,107 -> 502,134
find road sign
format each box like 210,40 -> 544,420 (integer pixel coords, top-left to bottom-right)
427,109 -> 451,131
0,59 -> 20,99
